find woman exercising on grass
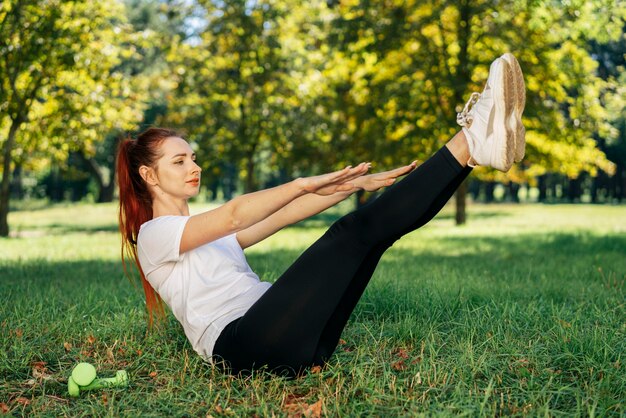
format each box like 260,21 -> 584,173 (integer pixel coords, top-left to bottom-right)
117,53 -> 526,375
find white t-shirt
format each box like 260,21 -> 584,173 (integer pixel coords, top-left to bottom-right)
136,215 -> 271,359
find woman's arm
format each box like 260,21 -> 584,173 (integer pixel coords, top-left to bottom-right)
180,164 -> 369,254
236,190 -> 353,249
236,162 -> 416,249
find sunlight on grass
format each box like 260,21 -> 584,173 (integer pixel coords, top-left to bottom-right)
1,202 -> 625,416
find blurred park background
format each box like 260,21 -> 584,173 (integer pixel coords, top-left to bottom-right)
1,0 -> 625,237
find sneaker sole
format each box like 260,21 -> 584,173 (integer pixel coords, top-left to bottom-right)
501,53 -> 526,162
490,57 -> 516,172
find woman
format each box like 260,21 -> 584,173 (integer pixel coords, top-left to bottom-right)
117,53 -> 525,375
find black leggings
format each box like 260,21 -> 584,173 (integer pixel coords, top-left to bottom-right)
213,146 -> 472,375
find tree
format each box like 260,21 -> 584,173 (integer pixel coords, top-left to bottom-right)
164,0 -> 296,192
589,20 -> 626,202
74,0 -> 199,203
0,0 -> 144,236
307,0 -> 619,222
154,0 -> 619,219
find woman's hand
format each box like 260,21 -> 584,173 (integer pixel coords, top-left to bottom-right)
297,163 -> 370,196
351,161 -> 417,192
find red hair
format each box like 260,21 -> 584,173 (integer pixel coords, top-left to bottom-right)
116,127 -> 181,327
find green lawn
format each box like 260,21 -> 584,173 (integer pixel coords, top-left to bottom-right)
1,202 -> 625,416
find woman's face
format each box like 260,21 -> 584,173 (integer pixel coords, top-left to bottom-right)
148,136 -> 202,200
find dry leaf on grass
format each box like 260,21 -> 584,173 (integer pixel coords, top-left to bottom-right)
31,361 -> 46,369
304,398 -> 323,418
392,347 -> 409,359
211,404 -> 232,415
106,348 -> 115,363
31,361 -> 52,381
284,398 -> 323,418
392,360 -> 406,371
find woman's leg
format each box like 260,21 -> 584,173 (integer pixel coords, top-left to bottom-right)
215,52 -> 527,373
214,134 -> 470,374
311,163 -> 472,364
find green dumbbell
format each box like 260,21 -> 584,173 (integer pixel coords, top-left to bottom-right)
68,362 -> 129,397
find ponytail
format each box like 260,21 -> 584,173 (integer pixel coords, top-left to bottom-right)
116,128 -> 181,327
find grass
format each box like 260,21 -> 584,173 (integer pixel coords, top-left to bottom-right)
0,201 -> 625,417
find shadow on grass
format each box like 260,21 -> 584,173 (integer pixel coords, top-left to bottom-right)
248,230 -> 625,310
0,259 -> 190,381
46,223 -> 119,234
0,259 -> 139,303
8,223 -> 119,237
3,230 -> 623,303
2,230 -> 623,355
8,199 -> 58,212
1,231 -> 624,414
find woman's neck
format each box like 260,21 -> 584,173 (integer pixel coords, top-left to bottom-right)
151,196 -> 190,218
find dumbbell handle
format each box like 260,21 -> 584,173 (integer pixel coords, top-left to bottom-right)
79,370 -> 129,391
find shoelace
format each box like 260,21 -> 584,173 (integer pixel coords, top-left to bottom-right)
456,92 -> 481,127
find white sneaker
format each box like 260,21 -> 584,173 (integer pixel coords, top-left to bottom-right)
456,53 -> 526,172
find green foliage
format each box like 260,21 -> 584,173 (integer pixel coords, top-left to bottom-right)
0,0 -> 149,234
0,0 -> 145,168
1,203 -> 625,415
1,0 -> 624,229
515,0 -> 623,180
163,0 -> 297,191
310,0 -> 623,182
590,21 -> 626,170
161,0 -> 623,191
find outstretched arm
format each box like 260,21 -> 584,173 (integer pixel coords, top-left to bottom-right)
236,161 -> 416,249
180,163 -> 369,254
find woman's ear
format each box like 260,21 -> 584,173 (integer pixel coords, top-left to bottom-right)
139,165 -> 158,186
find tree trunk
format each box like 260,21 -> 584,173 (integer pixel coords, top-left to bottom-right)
455,180 -> 468,225
454,1 -> 471,225
0,119 -> 22,237
567,175 -> 582,203
484,181 -> 496,203
468,179 -> 480,201
507,182 -> 520,202
223,163 -> 236,200
100,180 -> 116,202
615,164 -> 626,203
78,149 -> 117,203
590,172 -> 600,203
12,163 -> 24,199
